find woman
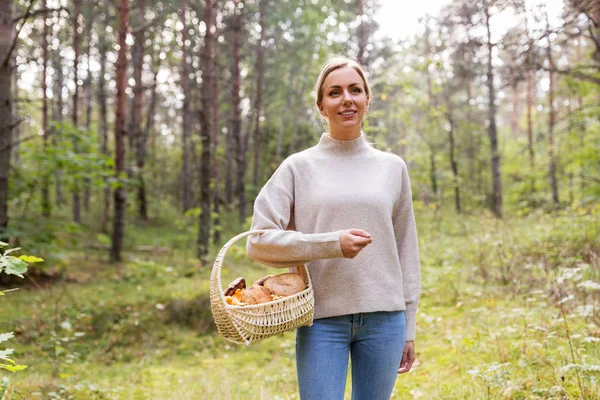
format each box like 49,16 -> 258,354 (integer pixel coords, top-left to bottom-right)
246,56 -> 420,400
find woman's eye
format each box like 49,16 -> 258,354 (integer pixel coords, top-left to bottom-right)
330,91 -> 340,96
352,88 -> 362,93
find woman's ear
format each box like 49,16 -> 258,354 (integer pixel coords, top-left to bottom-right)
317,101 -> 327,118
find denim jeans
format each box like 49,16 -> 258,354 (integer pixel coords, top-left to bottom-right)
296,311 -> 406,400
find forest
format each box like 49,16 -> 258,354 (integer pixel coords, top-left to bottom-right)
0,0 -> 599,398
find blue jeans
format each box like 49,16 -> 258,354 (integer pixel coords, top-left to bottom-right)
296,311 -> 406,400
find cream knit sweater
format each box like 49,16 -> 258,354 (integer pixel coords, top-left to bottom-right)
246,133 -> 421,340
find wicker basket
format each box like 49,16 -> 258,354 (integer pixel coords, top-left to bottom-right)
210,230 -> 314,346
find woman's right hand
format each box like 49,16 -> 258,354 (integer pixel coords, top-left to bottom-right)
340,229 -> 372,259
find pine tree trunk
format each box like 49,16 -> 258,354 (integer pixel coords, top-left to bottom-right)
546,11 -> 559,206
510,76 -> 519,139
11,55 -> 19,165
72,0 -> 82,224
252,0 -> 265,191
42,0 -> 50,217
132,0 -> 147,220
111,0 -> 129,263
230,0 -> 245,223
53,49 -> 65,207
212,26 -> 221,245
357,0 -> 365,66
197,0 -> 216,263
445,103 -> 461,213
98,26 -> 110,234
0,0 -> 14,237
484,3 -> 502,218
180,0 -> 192,212
83,13 -> 93,214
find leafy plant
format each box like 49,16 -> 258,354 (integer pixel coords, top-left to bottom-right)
0,241 -> 42,398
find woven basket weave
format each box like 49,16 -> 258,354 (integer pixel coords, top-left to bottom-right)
210,230 -> 314,346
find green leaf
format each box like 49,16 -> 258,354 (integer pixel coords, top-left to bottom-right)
18,255 -> 44,263
0,241 -> 8,247
0,257 -> 28,278
0,333 -> 14,343
2,364 -> 27,372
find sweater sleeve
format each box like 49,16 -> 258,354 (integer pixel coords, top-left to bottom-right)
246,161 -> 345,268
393,160 -> 421,341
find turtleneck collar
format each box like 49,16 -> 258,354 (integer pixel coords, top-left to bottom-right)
316,132 -> 370,156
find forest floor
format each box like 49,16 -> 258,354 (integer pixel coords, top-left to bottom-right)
1,204 -> 599,399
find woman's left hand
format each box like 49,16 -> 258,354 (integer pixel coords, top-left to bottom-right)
398,340 -> 415,374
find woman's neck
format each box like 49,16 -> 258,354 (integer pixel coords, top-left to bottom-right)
327,126 -> 362,141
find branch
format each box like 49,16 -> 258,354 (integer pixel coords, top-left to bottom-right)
540,65 -> 600,86
2,0 -> 38,68
12,6 -> 68,24
0,132 -> 40,152
580,174 -> 600,185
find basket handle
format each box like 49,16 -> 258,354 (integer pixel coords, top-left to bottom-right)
210,230 -> 266,304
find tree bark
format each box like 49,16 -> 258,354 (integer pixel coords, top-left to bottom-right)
230,0 -> 246,224
42,0 -> 50,217
52,45 -> 65,207
83,10 -> 93,213
110,0 -> 129,263
72,0 -> 82,223
252,0 -> 265,191
445,99 -> 461,213
197,0 -> 217,263
180,0 -> 192,212
484,1 -> 503,218
98,13 -> 110,234
131,0 -> 147,220
212,22 -> 221,244
357,0 -> 365,66
0,0 -> 14,237
546,10 -> 559,206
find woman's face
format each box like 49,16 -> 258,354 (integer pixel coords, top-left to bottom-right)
318,66 -> 370,134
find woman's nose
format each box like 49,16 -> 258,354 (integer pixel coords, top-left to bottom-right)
342,90 -> 352,103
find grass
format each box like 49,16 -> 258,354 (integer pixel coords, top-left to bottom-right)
1,204 -> 599,399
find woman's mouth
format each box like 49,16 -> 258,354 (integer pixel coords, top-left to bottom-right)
339,110 -> 356,117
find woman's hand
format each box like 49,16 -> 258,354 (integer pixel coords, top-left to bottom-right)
398,340 -> 415,374
340,229 -> 372,258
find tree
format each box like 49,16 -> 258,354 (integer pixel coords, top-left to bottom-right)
0,0 -> 14,238
111,0 -> 129,263
483,0 -> 503,218
198,0 -> 218,262
41,0 -> 50,217
72,0 -> 82,223
180,0 -> 193,212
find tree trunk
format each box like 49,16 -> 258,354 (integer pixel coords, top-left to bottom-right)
445,95 -> 461,213
53,47 -> 65,207
357,0 -> 365,66
510,75 -> 519,139
484,2 -> 502,218
83,12 -> 93,213
212,23 -> 221,245
11,54 -> 19,165
0,0 -> 14,237
131,0 -> 147,220
42,0 -> 50,217
252,0 -> 265,191
523,7 -> 535,195
230,0 -> 245,223
98,27 -> 110,234
546,11 -> 559,206
197,0 -> 216,263
180,0 -> 192,212
110,0 -> 129,263
72,0 -> 82,223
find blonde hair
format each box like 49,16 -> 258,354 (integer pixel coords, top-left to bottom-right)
315,56 -> 371,108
